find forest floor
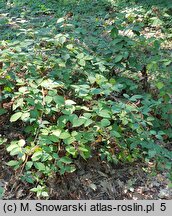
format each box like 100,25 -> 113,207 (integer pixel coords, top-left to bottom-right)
1,141 -> 172,200
0,0 -> 172,199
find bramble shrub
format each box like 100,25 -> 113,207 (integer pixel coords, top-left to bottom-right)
0,0 -> 171,198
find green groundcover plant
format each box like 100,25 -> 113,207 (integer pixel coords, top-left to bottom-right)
0,0 -> 171,198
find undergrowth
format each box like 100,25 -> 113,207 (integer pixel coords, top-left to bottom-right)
0,0 -> 172,198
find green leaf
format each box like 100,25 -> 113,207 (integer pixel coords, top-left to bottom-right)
168,183 -> 172,189
57,115 -> 68,128
30,187 -> 38,192
34,162 -> 46,171
56,17 -> 65,24
21,112 -> 30,121
41,191 -> 49,197
59,36 -> 66,44
97,110 -> 111,118
52,153 -> 59,159
72,117 -> 86,127
49,135 -> 59,142
65,100 -> 76,105
111,27 -> 119,38
156,82 -> 164,90
150,130 -> 156,135
76,53 -> 84,59
62,107 -> 75,115
148,150 -> 157,158
114,55 -> 123,63
150,17 -> 163,26
54,95 -> 65,106
10,112 -> 23,122
165,162 -> 171,170
78,59 -> 86,66
59,132 -> 71,139
30,111 -> 40,120
0,137 -> 7,145
48,90 -> 58,97
0,108 -> 7,115
147,117 -> 155,121
7,160 -> 20,167
25,161 -> 33,170
84,119 -> 93,127
66,44 -> 74,50
78,146 -> 89,152
65,165 -> 76,173
31,151 -> 43,161
66,146 -> 77,156
130,95 -> 143,102
10,147 -> 21,156
59,156 -> 72,164
18,139 -> 26,147
41,79 -> 64,89
18,86 -> 28,93
45,95 -> 53,103
0,186 -> 4,199
100,119 -> 111,127
80,145 -> 91,159
110,130 -> 121,138
6,143 -> 18,152
52,129 -> 61,137
64,136 -> 75,145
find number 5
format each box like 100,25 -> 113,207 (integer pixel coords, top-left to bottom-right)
160,203 -> 166,211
